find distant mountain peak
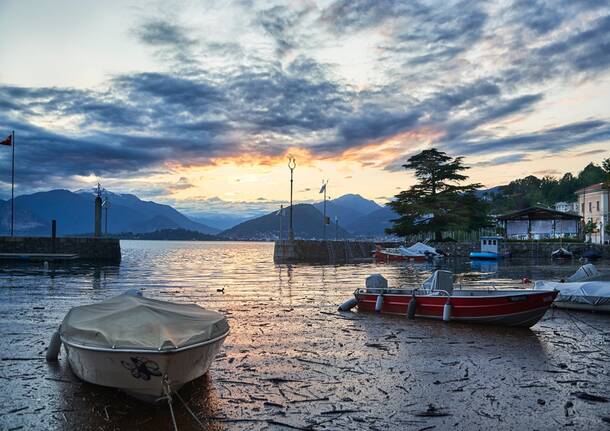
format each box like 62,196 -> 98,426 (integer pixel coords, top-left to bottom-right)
319,193 -> 382,216
0,189 -> 220,236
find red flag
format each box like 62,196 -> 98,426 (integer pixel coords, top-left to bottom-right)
0,135 -> 11,146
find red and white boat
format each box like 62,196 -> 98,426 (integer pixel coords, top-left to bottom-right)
339,271 -> 558,328
374,242 -> 442,262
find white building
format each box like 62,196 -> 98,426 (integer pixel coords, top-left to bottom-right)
554,201 -> 579,214
498,207 -> 581,240
576,183 -> 609,244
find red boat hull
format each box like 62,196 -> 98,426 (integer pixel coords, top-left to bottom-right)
355,290 -> 558,328
374,250 -> 427,262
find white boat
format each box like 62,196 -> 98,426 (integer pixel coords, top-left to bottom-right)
534,279 -> 610,312
374,242 -> 443,262
47,292 -> 229,401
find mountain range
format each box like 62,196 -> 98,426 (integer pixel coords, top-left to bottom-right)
221,194 -> 399,239
0,189 -> 219,236
220,203 -> 352,240
0,189 -> 398,239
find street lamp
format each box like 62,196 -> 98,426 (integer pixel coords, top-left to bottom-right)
288,156 -> 296,240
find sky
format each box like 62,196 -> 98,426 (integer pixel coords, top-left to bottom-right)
1,0 -> 609,219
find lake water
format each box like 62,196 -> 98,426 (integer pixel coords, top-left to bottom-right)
1,240 -> 609,430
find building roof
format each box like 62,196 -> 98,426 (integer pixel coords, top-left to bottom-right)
497,206 -> 582,221
575,182 -> 609,195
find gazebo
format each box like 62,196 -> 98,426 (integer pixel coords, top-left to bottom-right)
497,207 -> 582,240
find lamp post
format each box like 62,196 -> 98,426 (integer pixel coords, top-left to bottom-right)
288,156 -> 296,240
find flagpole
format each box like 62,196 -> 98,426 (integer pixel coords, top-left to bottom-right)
323,183 -> 327,241
11,130 -> 15,237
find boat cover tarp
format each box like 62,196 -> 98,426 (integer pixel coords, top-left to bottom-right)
396,246 -> 421,257
567,264 -> 601,282
61,294 -> 229,351
534,280 -> 610,306
406,242 -> 440,256
394,242 -> 440,257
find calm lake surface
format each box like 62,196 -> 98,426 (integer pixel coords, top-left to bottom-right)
1,240 -> 609,430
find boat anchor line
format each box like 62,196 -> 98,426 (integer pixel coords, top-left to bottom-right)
121,356 -> 163,380
159,374 -> 207,431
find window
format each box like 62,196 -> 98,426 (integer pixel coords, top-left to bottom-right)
589,202 -> 592,212
492,240 -> 496,245
483,239 -> 487,245
597,201 -> 600,211
582,203 -> 585,213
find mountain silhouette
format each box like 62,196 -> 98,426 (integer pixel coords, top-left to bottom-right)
220,204 -> 351,239
0,189 -> 219,236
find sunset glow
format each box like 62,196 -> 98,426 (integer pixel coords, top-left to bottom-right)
1,0 -> 609,218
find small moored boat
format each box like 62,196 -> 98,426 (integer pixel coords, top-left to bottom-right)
534,280 -> 610,312
470,236 -> 509,260
47,291 -> 229,401
374,242 -> 442,262
339,271 -> 557,328
551,247 -> 573,260
533,264 -> 610,312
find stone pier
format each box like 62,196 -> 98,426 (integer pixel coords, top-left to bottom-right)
273,239 -> 399,264
0,237 -> 121,262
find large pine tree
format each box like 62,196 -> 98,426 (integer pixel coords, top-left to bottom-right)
386,149 -> 490,241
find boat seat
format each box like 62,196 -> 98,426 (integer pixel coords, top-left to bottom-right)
422,270 -> 454,295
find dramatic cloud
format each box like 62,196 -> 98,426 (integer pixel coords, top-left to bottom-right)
0,0 -> 609,201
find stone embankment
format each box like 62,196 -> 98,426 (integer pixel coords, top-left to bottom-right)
0,236 -> 121,262
435,241 -> 609,259
274,239 -> 609,263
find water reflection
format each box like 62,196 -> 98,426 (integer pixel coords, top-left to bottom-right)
470,259 -> 498,274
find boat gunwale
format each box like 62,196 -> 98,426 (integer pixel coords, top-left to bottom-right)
355,288 -> 558,299
60,329 -> 230,354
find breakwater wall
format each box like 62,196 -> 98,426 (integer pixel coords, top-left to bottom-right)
274,240 -> 398,263
434,241 -> 609,259
274,239 -> 609,263
0,237 -> 121,262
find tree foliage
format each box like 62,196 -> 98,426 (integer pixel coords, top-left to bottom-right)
386,149 -> 490,241
602,157 -> 610,186
489,162 -> 607,213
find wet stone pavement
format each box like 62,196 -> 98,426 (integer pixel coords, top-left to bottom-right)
0,241 -> 609,430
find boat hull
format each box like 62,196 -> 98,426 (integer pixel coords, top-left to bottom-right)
374,250 -> 427,262
470,251 -> 502,260
62,333 -> 228,401
355,290 -> 557,328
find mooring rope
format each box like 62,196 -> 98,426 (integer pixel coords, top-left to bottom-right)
161,376 -> 179,431
174,390 -> 206,428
